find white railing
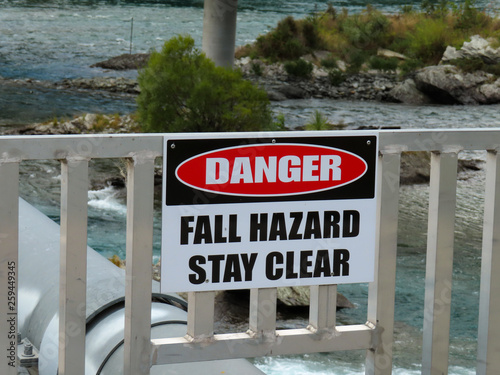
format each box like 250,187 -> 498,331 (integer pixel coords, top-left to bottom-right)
0,130 -> 499,375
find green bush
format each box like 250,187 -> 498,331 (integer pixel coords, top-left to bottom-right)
273,113 -> 287,130
253,15 -> 326,61
137,35 -> 273,133
251,62 -> 263,76
328,69 -> 345,86
346,49 -> 370,73
449,57 -> 500,76
256,16 -> 306,60
256,35 -> 305,61
284,59 -> 314,77
399,58 -> 424,75
407,18 -> 450,63
339,8 -> 390,49
302,17 -> 323,49
421,0 -> 451,18
485,64 -> 500,77
282,38 -> 307,59
321,56 -> 338,69
237,2 -> 500,74
454,0 -> 491,30
368,55 -> 399,71
283,59 -> 314,78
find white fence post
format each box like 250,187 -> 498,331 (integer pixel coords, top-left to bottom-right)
249,288 -> 277,338
124,155 -> 156,375
366,151 -> 400,375
59,158 -> 89,374
309,285 -> 337,334
187,291 -> 216,340
477,150 -> 500,374
422,151 -> 458,375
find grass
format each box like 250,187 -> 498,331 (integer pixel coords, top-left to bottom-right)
368,56 -> 399,71
236,0 -> 500,74
305,111 -> 346,130
92,113 -> 123,132
448,57 -> 500,76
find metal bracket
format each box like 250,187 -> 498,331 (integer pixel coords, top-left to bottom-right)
365,321 -> 382,352
17,338 -> 39,368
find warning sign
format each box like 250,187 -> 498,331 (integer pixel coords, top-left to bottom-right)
161,133 -> 378,293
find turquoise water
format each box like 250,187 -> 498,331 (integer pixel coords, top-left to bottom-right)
2,1 -> 499,374
0,0 -> 496,81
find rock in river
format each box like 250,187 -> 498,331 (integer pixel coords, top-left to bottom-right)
414,65 -> 500,104
91,53 -> 150,70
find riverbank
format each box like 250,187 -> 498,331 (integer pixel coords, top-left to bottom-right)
5,32 -> 500,107
1,113 -> 483,186
0,63 -> 395,103
239,58 -> 399,102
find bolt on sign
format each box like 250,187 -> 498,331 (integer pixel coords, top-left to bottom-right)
161,132 -> 378,293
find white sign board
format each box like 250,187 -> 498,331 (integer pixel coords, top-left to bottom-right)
161,132 -> 378,293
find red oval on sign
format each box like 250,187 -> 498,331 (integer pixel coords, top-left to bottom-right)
175,144 -> 368,197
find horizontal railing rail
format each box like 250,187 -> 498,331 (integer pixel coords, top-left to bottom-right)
0,129 -> 498,375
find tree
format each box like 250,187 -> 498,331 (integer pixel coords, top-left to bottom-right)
137,35 -> 273,133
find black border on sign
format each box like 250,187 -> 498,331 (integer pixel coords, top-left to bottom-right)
165,135 -> 377,206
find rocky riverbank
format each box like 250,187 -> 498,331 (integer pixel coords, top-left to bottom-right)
3,113 -> 483,186
66,35 -> 500,106
3,35 -> 500,107
237,57 -> 398,102
238,35 -> 500,104
0,63 -> 396,102
387,35 -> 500,105
3,113 -> 140,135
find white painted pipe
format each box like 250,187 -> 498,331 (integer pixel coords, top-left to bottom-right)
17,198 -> 263,374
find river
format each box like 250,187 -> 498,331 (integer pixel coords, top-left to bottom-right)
1,1 -> 499,374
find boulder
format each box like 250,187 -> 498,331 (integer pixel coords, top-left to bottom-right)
274,84 -> 308,99
479,78 -> 500,103
400,152 -> 482,185
237,56 -> 252,66
413,65 -> 496,104
276,287 -> 355,309
400,152 -> 431,185
336,60 -> 347,72
387,78 -> 433,105
442,45 -> 463,62
302,50 -> 332,64
312,65 -> 329,79
234,57 -> 253,75
59,77 -> 140,94
442,35 -> 500,65
377,48 -> 407,60
84,113 -> 98,130
91,53 -> 150,70
266,89 -> 288,101
263,62 -> 286,77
